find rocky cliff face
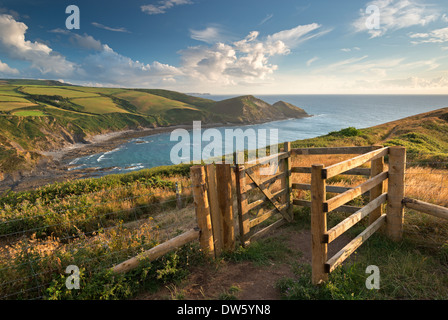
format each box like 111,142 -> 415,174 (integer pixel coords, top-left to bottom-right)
272,101 -> 310,118
0,92 -> 311,177
211,95 -> 310,124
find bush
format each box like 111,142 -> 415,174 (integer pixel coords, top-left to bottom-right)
329,127 -> 362,137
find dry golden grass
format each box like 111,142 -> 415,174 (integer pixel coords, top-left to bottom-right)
405,166 -> 448,207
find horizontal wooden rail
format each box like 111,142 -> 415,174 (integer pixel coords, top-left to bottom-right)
246,199 -> 264,212
324,171 -> 388,212
292,146 -> 376,155
322,147 -> 389,179
293,183 -> 352,194
292,167 -> 371,176
243,151 -> 290,170
403,198 -> 448,220
291,167 -> 312,174
249,218 -> 286,242
325,214 -> 386,273
324,193 -> 387,243
249,204 -> 287,228
113,227 -> 200,274
343,168 -> 371,176
292,199 -> 362,214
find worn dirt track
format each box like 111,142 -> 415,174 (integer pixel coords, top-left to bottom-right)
135,225 -> 351,300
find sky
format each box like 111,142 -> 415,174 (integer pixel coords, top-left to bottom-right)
0,0 -> 447,94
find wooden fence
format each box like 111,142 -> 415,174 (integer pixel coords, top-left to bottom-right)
112,143 -> 448,288
234,142 -> 293,247
293,145 -> 399,284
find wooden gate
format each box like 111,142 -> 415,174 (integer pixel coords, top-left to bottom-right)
289,145 -> 404,285
234,142 -> 294,247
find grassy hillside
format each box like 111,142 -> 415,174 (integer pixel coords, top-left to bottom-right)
0,79 -> 309,175
1,107 -> 448,300
291,107 -> 448,163
211,95 -> 310,123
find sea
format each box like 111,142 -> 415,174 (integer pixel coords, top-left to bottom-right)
67,95 -> 448,176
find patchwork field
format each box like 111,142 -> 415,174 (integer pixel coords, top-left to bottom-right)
114,90 -> 199,114
71,96 -> 129,114
0,102 -> 38,111
12,110 -> 47,117
20,86 -> 100,98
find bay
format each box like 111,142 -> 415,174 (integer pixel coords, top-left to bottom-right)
67,94 -> 448,175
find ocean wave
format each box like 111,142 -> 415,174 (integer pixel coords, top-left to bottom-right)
69,158 -> 80,165
96,147 -> 123,162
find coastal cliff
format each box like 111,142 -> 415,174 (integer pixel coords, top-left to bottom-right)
0,80 -> 310,176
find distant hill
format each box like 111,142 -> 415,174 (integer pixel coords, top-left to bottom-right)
210,95 -> 310,123
0,79 -> 310,175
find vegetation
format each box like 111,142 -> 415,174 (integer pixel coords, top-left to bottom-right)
0,79 -> 309,175
292,107 -> 448,165
276,208 -> 448,300
1,82 -> 448,300
0,163 -> 200,300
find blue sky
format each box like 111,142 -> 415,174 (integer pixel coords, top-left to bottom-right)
0,0 -> 447,94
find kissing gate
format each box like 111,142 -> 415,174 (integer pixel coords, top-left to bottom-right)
189,143 -> 407,285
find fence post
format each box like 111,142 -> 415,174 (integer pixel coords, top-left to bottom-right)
311,164 -> 328,285
190,165 -> 215,257
284,142 -> 294,222
216,164 -> 235,252
234,151 -> 250,247
386,146 -> 406,241
175,182 -> 183,209
205,164 -> 223,257
369,145 -> 385,226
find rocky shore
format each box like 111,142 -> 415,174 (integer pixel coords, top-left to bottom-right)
0,123 -> 225,192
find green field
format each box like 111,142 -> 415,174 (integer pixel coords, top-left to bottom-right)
0,85 -> 26,96
0,102 -> 39,111
71,96 -> 129,114
113,90 -> 199,114
12,110 -> 47,117
20,86 -> 100,98
0,96 -> 32,102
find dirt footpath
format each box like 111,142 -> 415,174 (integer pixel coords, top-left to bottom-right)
135,225 -> 351,300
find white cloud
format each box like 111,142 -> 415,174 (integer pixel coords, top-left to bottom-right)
80,45 -> 183,87
313,55 -> 410,79
0,59 -> 19,75
141,0 -> 192,15
267,23 -> 330,48
0,14 -> 181,87
179,24 -> 328,85
0,14 -> 76,77
341,47 -> 361,52
380,75 -> 448,88
442,14 -> 448,22
410,27 -> 448,44
50,29 -> 104,51
92,22 -> 130,33
306,57 -> 319,67
259,14 -> 273,25
190,26 -> 228,44
353,0 -> 439,38
70,33 -> 104,51
49,28 -> 70,35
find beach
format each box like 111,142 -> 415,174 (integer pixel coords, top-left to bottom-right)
0,123 -> 226,192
